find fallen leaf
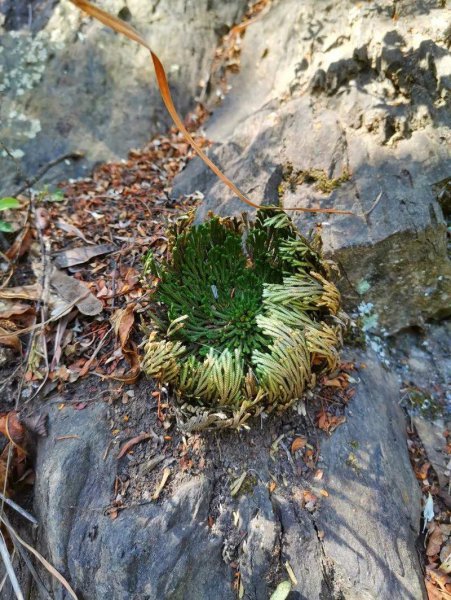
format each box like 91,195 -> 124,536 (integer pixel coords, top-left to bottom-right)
117,432 -> 151,459
50,267 -> 103,316
0,323 -> 21,351
428,566 -> 451,593
428,524 -> 444,557
291,437 -> 307,453
316,410 -> 346,434
106,303 -> 140,383
36,207 -> 49,230
0,301 -> 36,350
111,303 -> 135,349
53,243 -> 116,268
5,225 -> 33,260
440,551 -> 451,574
56,219 -> 93,244
0,412 -> 26,448
323,377 -> 343,387
0,301 -> 35,321
417,461 -> 431,480
0,284 -> 41,301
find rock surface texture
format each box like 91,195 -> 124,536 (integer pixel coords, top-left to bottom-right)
0,0 -> 247,194
173,0 -> 451,333
32,351 -> 425,599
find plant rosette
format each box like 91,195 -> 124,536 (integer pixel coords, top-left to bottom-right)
141,209 -> 347,431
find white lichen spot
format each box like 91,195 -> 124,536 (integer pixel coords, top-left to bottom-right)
10,149 -> 25,159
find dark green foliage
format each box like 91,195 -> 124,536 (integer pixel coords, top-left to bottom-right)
150,211 -> 325,361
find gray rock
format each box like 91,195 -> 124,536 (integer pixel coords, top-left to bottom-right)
316,360 -> 424,600
32,351 -> 425,599
33,401 -> 233,600
0,0 -> 247,195
173,0 -> 451,332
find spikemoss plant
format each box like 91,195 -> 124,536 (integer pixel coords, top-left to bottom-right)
142,210 -> 347,430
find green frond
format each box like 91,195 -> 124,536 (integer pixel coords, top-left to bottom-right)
262,274 -> 323,311
311,271 -> 341,315
178,348 -> 244,407
141,337 -> 186,382
253,328 -> 311,406
304,322 -> 341,371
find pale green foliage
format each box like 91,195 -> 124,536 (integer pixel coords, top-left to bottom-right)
179,348 -> 244,407
253,317 -> 311,405
141,337 -> 186,382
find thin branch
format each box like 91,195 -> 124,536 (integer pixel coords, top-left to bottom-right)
12,152 -> 84,197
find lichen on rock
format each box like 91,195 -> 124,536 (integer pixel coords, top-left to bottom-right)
141,209 -> 347,430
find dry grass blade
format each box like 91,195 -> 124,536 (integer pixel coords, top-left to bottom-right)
0,531 -> 24,600
69,0 -> 351,216
1,515 -> 78,600
0,492 -> 37,525
7,536 -> 52,600
0,548 -> 15,595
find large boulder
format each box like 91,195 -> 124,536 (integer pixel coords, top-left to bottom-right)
31,351 -> 425,599
0,0 -> 247,194
173,0 -> 451,333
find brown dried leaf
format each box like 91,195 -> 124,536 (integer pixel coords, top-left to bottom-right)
36,207 -> 49,230
105,303 -> 140,383
316,410 -> 346,434
53,243 -> 116,268
56,218 -> 93,244
111,303 -> 135,349
0,301 -> 35,321
428,526 -> 445,557
291,437 -> 307,453
0,326 -> 21,351
0,284 -> 41,301
428,567 -> 451,593
5,225 -> 33,260
50,267 -> 103,316
0,411 -> 26,448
